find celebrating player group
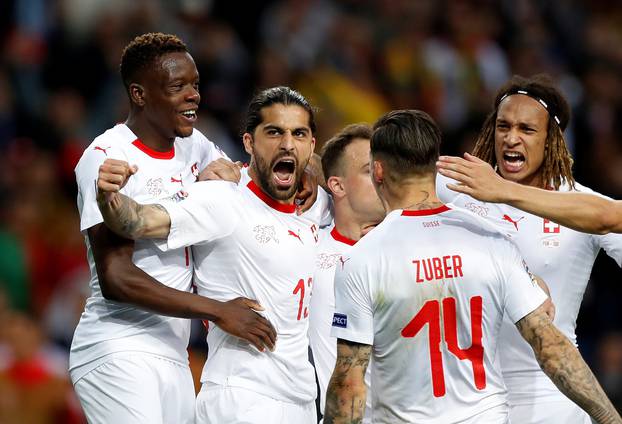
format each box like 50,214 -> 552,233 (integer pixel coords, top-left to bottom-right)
70,32 -> 622,424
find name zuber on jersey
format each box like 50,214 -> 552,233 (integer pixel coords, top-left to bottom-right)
412,255 -> 464,283
332,254 -> 466,328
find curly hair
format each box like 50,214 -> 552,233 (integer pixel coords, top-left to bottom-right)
120,33 -> 188,91
472,74 -> 575,190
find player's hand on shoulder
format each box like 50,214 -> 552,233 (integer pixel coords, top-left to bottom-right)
213,297 -> 277,352
436,153 -> 508,203
96,159 -> 138,203
199,158 -> 242,183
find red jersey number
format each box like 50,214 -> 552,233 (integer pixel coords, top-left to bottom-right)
293,278 -> 313,320
401,296 -> 485,397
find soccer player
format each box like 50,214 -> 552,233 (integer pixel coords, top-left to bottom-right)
433,74 -> 622,423
310,124 -> 385,422
437,152 -> 622,234
71,33 -> 275,424
96,86 -> 332,423
324,109 -> 621,424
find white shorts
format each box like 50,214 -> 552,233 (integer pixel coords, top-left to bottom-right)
510,398 -> 591,424
74,353 -> 195,424
196,382 -> 316,424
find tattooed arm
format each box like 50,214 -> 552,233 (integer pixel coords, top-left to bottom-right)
96,158 -> 171,239
324,339 -> 371,424
516,305 -> 622,424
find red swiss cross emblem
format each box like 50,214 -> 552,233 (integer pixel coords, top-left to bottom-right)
543,219 -> 560,233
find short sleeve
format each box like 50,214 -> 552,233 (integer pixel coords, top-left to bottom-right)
75,144 -> 130,233
330,257 -> 374,345
498,240 -> 548,323
157,180 -> 240,250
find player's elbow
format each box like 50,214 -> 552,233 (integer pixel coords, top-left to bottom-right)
98,266 -> 135,302
99,271 -> 125,302
597,207 -> 620,235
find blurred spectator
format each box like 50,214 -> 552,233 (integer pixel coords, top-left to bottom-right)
0,312 -> 83,423
596,332 -> 622,410
0,1 -> 621,420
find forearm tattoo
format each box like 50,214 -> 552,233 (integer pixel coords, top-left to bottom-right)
517,309 -> 622,424
99,193 -> 166,239
324,340 -> 371,424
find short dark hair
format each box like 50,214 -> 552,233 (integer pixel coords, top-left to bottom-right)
120,33 -> 188,91
472,74 -> 574,190
371,109 -> 441,179
320,123 -> 372,178
244,86 -> 316,135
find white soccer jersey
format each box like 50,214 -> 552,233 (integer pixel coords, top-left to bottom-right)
437,174 -> 622,408
70,123 -> 225,382
159,170 -> 331,404
309,226 -> 371,420
331,206 -> 548,424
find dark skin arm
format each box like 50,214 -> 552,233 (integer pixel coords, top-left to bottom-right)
516,305 -> 622,424
89,223 -> 277,352
324,339 -> 371,424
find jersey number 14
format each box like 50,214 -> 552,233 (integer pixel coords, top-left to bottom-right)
401,296 -> 485,397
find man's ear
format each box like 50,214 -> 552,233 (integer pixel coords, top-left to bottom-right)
129,83 -> 146,107
326,175 -> 345,199
372,160 -> 384,185
242,133 -> 254,155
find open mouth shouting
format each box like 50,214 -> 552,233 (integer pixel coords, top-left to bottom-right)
500,150 -> 525,174
272,157 -> 297,189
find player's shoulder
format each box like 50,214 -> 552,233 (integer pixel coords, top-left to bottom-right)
342,211 -> 400,266
182,128 -> 228,159
186,179 -> 239,199
441,206 -> 510,239
435,172 -> 460,204
77,124 -> 135,166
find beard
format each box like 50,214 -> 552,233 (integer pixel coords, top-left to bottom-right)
251,151 -> 308,202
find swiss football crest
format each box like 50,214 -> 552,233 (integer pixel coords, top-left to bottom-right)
316,253 -> 342,270
543,219 -> 560,233
254,225 -> 279,244
464,202 -> 489,217
146,178 -> 165,197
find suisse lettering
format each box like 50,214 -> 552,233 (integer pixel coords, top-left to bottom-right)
412,255 -> 463,283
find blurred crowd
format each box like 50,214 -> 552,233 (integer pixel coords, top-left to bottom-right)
0,0 -> 621,422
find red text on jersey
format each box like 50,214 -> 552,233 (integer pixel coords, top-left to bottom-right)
401,296 -> 485,397
413,255 -> 463,283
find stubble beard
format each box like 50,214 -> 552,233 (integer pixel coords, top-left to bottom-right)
252,152 -> 307,202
